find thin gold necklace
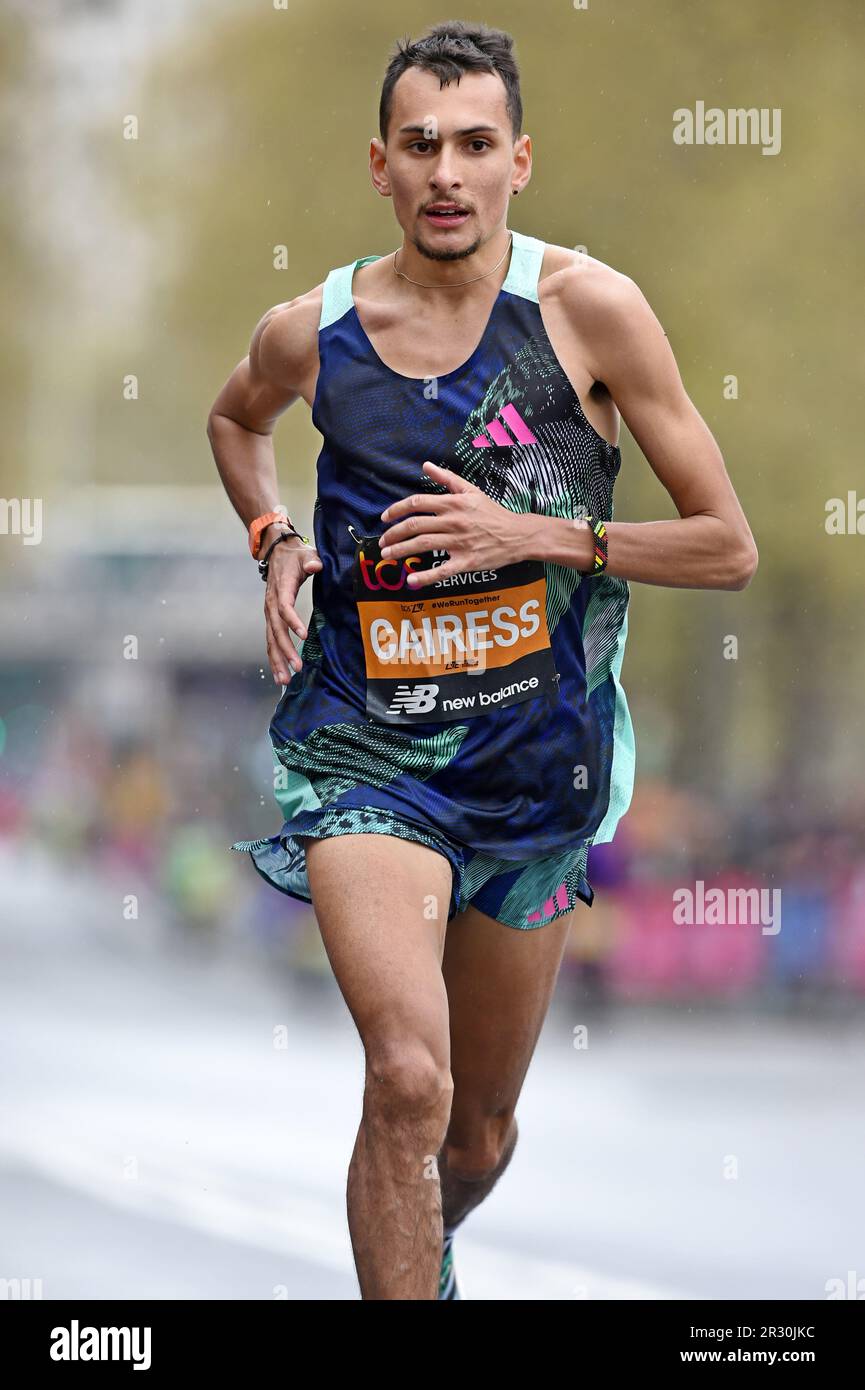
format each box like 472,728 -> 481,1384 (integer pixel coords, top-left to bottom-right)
392,231 -> 513,288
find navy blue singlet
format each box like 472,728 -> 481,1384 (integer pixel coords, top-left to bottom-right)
233,229 -> 635,898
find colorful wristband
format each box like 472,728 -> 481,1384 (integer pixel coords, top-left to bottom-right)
581,517 -> 608,575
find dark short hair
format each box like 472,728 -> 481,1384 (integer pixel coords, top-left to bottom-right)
379,20 -> 522,145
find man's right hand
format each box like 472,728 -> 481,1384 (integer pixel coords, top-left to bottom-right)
262,527 -> 323,683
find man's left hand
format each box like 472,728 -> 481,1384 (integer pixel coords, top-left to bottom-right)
379,461 -> 534,588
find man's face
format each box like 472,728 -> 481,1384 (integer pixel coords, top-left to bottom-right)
372,67 -> 530,262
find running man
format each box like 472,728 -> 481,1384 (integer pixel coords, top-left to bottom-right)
207,20 -> 757,1300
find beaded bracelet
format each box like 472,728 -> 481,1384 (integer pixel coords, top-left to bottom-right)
580,517 -> 608,575
258,526 -> 312,582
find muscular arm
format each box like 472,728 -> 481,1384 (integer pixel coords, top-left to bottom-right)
206,291 -> 319,554
528,266 -> 758,590
207,290 -> 323,682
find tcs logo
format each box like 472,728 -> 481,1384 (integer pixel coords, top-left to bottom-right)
359,549 -> 422,590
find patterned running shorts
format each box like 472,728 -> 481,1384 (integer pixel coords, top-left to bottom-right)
234,804 -> 594,931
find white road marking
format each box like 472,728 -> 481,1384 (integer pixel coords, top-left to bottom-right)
0,1131 -> 686,1300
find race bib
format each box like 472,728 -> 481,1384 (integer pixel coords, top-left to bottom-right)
351,533 -> 560,724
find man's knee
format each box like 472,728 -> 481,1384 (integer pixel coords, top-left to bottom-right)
443,1111 -> 517,1182
364,1039 -> 454,1124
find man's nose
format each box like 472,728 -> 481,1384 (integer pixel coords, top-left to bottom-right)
430,160 -> 460,190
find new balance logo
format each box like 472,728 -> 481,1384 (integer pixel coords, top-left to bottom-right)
472,402 -> 538,449
387,683 -> 439,714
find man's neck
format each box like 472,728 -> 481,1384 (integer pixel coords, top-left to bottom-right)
389,225 -> 513,301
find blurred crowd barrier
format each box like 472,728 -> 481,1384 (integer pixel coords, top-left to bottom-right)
568,813 -> 865,1010
2,675 -> 863,1010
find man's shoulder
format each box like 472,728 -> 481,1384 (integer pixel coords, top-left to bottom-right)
257,282 -> 324,348
537,239 -> 642,327
253,282 -> 325,376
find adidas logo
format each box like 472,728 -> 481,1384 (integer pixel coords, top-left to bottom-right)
472,402 -> 538,449
526,879 -> 570,925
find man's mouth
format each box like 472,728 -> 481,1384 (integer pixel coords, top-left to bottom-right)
423,205 -> 471,228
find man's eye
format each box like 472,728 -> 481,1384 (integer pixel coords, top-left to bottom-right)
407,140 -> 491,153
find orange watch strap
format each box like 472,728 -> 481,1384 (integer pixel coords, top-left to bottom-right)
249,510 -> 287,559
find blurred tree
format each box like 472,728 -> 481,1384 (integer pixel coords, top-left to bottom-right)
0,9 -> 40,501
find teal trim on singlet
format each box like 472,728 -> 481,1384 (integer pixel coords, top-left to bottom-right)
592,606 -> 636,843
318,229 -> 548,330
319,254 -> 379,330
501,231 -> 545,302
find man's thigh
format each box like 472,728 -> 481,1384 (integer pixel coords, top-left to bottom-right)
302,832 -> 454,1062
441,901 -> 576,1133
